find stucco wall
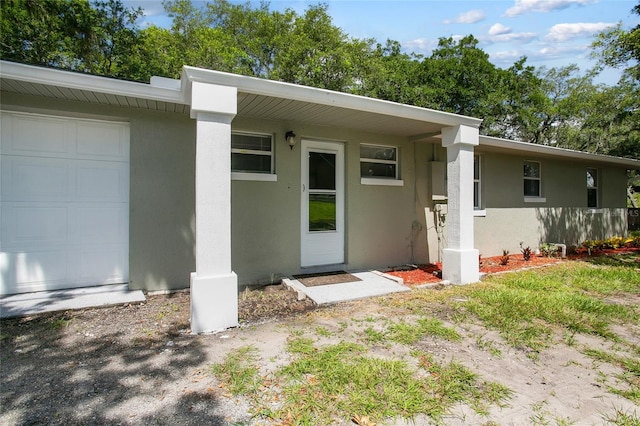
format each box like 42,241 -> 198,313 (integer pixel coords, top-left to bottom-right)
474,150 -> 629,257
230,117 -> 427,285
128,112 -> 195,291
4,92 -> 632,290
1,92 -> 197,292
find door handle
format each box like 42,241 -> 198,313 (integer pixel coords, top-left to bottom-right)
302,184 -> 306,192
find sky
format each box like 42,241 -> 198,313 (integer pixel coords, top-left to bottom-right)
125,0 -> 640,85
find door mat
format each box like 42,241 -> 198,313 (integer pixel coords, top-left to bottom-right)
293,271 -> 362,287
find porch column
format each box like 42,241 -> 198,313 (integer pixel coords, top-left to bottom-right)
441,125 -> 480,284
189,82 -> 238,333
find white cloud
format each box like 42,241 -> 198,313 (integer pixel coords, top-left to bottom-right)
504,0 -> 596,18
546,22 -> 615,41
490,50 -> 524,63
484,32 -> 538,44
489,23 -> 512,36
444,9 -> 485,24
536,43 -> 591,59
403,38 -> 437,54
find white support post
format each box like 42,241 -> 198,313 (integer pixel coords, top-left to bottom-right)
441,125 -> 480,284
189,82 -> 238,333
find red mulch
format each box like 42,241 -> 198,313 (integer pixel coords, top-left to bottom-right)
385,248 -> 640,287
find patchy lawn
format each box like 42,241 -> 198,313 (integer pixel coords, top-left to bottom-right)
2,255 -> 639,425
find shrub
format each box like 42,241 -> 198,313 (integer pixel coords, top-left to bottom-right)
604,236 -> 625,249
500,250 -> 510,266
540,243 -> 559,257
520,243 -> 532,261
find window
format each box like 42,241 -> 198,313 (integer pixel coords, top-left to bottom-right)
587,168 -> 598,208
231,132 -> 273,174
523,161 -> 541,198
474,155 -> 481,210
360,144 -> 398,179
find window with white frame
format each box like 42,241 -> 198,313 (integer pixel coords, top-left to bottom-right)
587,168 -> 599,208
360,144 -> 398,179
231,132 -> 273,174
474,155 -> 481,209
523,161 -> 541,197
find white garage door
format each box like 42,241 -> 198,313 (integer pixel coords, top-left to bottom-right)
1,111 -> 129,295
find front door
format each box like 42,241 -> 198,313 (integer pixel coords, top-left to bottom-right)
301,140 -> 344,267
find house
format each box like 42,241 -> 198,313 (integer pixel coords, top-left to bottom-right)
1,61 -> 638,332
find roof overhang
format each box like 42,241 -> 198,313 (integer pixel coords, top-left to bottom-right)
181,66 -> 482,137
1,61 -> 482,138
479,135 -> 640,169
0,60 -> 188,113
1,61 -> 638,169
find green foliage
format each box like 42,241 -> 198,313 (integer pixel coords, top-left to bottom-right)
540,243 -> 560,257
211,345 -> 262,395
456,262 -> 640,351
601,407 -> 640,426
1,0 -> 638,160
1,0 -> 144,78
419,35 -> 502,118
583,348 -> 640,402
273,339 -> 509,424
387,317 -> 461,345
581,235 -> 640,253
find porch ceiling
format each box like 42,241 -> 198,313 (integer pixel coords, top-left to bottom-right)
237,92 -> 443,138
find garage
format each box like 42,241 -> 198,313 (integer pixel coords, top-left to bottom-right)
1,111 -> 129,295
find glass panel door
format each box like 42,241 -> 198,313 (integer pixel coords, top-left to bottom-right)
308,151 -> 337,232
301,140 -> 344,267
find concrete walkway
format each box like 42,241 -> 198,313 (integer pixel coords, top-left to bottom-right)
283,271 -> 410,305
0,284 -> 146,319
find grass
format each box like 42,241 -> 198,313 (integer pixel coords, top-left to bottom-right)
211,345 -> 263,396
448,263 -> 640,351
48,317 -> 73,330
265,337 -> 510,424
582,348 -> 640,402
387,317 -> 461,345
602,407 -> 640,426
211,254 -> 639,422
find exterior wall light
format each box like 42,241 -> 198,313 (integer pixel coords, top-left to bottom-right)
285,131 -> 296,150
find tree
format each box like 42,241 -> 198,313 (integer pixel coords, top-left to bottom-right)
418,36 -> 502,120
0,0 -> 143,78
591,1 -> 640,81
483,57 -> 548,142
271,3 -> 373,91
354,40 -> 423,105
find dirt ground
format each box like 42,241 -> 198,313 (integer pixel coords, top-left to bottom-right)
1,281 -> 639,425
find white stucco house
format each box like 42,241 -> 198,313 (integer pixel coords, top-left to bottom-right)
1,61 -> 638,332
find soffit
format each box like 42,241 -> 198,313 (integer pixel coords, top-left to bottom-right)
1,62 -> 481,138
1,77 -> 447,137
237,92 -> 443,137
0,77 -> 190,114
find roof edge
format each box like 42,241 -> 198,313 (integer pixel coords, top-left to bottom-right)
182,66 -> 482,129
480,135 -> 640,169
0,61 -> 186,105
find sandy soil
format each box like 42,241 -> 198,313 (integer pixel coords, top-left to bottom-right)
1,281 -> 638,425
